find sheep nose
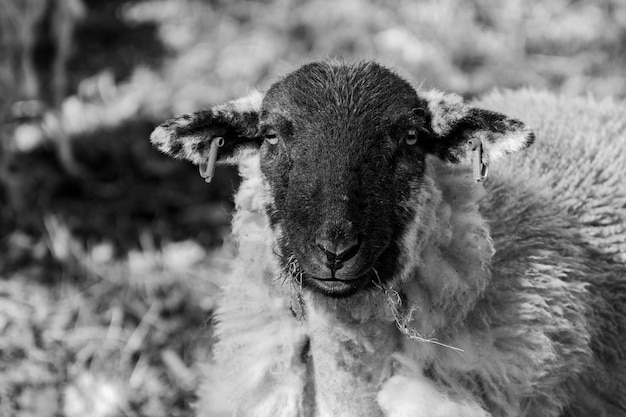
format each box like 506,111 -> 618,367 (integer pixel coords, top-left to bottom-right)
315,234 -> 361,269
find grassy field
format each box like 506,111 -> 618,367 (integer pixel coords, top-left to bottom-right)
1,0 -> 625,415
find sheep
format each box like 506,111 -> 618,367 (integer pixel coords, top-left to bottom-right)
149,60 -> 626,417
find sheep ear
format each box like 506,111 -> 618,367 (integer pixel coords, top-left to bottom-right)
150,90 -> 264,165
420,90 -> 534,164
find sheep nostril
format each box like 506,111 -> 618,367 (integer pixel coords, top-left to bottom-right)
315,235 -> 361,268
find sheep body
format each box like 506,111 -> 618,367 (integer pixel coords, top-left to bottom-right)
151,63 -> 626,417
477,90 -> 626,264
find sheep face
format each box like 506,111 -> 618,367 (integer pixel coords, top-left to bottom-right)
259,62 -> 427,297
150,61 -> 535,298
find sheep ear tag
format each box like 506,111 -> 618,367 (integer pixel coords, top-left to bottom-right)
470,138 -> 489,183
199,137 -> 225,183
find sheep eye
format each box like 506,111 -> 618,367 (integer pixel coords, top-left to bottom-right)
265,127 -> 279,145
405,129 -> 418,146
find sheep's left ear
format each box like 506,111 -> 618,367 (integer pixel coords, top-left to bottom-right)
420,90 -> 535,164
150,90 -> 264,165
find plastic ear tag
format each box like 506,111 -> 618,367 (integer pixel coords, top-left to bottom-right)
199,137 -> 225,183
471,139 -> 489,183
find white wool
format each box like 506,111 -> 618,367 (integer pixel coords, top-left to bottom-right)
397,159 -> 493,324
196,153 -> 309,417
215,88 -> 264,114
421,89 -> 467,137
377,375 -> 489,417
484,126 -> 534,161
304,292 -> 398,417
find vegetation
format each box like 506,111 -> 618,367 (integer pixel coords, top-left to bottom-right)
0,0 -> 624,415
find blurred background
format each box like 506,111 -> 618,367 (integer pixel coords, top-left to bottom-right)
0,0 -> 625,415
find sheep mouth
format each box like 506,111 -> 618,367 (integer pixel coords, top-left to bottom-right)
307,272 -> 371,297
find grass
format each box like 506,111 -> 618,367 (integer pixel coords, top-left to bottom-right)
1,0 -> 625,415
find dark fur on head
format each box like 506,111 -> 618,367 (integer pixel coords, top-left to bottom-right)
259,61 -> 428,297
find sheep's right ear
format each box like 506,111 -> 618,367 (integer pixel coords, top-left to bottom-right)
419,89 -> 534,165
150,90 -> 264,165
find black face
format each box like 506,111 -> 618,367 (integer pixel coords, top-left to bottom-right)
258,62 -> 428,297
